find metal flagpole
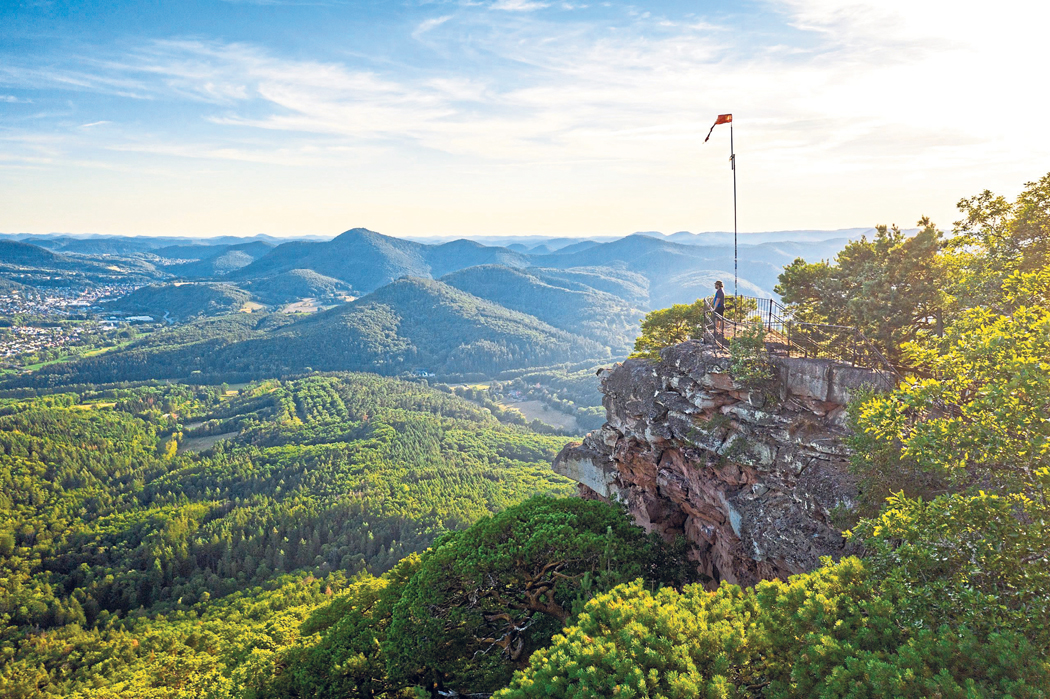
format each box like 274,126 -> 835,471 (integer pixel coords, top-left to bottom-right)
730,122 -> 737,302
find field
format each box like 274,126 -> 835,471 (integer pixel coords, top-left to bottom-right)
499,398 -> 579,431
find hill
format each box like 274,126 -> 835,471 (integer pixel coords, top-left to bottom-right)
159,241 -> 275,277
161,241 -> 275,277
530,266 -> 650,305
106,283 -> 251,320
13,278 -> 608,385
440,265 -> 641,352
0,239 -> 68,267
231,228 -> 529,294
25,235 -> 165,255
246,269 -> 353,304
218,277 -> 608,377
0,239 -> 137,284
154,240 -> 272,261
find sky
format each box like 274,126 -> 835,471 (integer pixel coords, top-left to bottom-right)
1,0 -> 1047,239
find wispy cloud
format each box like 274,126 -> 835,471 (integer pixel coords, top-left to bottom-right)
2,0 -> 1047,236
7,3 -> 1046,174
490,0 -> 550,10
413,15 -> 453,39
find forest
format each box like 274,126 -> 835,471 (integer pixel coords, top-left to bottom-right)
0,374 -> 573,696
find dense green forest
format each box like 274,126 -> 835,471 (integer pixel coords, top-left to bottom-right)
0,374 -> 573,696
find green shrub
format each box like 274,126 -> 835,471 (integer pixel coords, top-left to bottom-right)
499,557 -> 1050,699
729,322 -> 772,386
852,491 -> 1050,651
383,496 -> 692,694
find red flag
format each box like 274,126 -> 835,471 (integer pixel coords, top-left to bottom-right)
704,113 -> 733,142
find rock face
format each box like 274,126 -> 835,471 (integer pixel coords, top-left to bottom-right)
553,340 -> 892,589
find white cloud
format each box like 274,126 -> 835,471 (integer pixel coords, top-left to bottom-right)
490,0 -> 550,11
413,15 -> 453,39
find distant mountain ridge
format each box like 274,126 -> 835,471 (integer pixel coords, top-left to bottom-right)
229,228 -> 530,294
1,226 -> 864,310
161,241 -> 275,277
0,226 -> 875,386
223,227 -> 859,304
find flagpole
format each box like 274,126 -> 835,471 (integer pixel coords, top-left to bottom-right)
730,122 -> 737,302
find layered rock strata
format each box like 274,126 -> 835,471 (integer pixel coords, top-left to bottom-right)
553,340 -> 892,588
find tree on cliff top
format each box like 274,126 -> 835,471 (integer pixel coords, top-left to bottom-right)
775,218 -> 951,361
775,173 -> 1050,363
948,172 -> 1050,306
630,299 -> 707,359
851,267 -> 1050,499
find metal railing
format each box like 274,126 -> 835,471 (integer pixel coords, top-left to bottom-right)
698,296 -> 901,385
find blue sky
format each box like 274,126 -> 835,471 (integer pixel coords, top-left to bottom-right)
1,0 -> 1046,238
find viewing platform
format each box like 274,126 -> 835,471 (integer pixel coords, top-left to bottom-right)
698,295 -> 900,386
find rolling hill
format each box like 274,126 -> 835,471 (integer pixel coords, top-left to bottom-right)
530,266 -> 650,306
245,269 -> 353,304
13,277 -> 608,385
227,229 -> 843,309
106,283 -> 251,320
0,239 -> 146,283
440,265 -> 641,352
161,241 -> 275,277
0,239 -> 122,273
531,233 -> 854,303
217,277 -> 607,376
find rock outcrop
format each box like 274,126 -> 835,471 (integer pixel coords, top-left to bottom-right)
554,340 -> 892,588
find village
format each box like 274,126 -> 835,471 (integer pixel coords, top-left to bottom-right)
0,283 -> 138,317
0,324 -> 93,362
0,283 -> 139,367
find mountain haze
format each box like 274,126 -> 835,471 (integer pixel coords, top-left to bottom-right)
231,228 -> 529,294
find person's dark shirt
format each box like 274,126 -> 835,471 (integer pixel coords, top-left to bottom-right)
714,288 -> 725,312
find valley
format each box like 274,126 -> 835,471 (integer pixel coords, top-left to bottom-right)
0,227 -> 859,402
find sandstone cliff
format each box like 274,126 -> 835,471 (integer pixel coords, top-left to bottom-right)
553,339 -> 892,588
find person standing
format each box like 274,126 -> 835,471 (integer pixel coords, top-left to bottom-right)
712,280 -> 726,337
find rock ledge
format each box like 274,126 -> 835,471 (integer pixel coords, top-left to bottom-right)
553,340 -> 891,588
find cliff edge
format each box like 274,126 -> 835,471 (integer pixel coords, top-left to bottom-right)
554,339 -> 892,588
